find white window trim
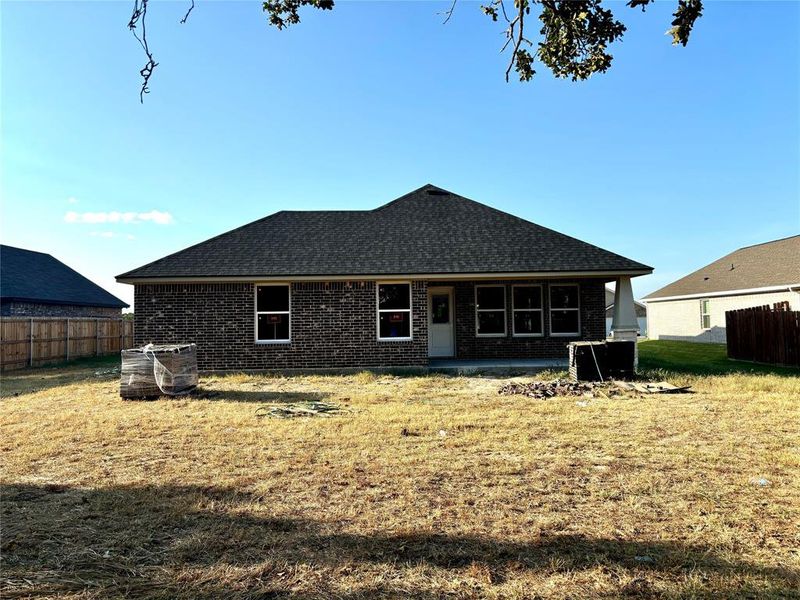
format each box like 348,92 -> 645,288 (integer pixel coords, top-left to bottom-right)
549,283 -> 581,337
255,283 -> 291,344
700,299 -> 711,330
475,284 -> 507,338
512,284 -> 544,337
376,281 -> 413,341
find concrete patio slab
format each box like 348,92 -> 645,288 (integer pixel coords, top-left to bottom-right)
428,358 -> 568,376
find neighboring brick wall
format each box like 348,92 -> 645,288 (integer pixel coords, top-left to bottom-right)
647,290 -> 800,343
134,281 -> 428,371
0,301 -> 122,318
452,279 -> 606,360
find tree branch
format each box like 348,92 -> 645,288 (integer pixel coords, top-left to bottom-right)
180,0 -> 195,24
128,0 -> 157,103
440,0 -> 458,24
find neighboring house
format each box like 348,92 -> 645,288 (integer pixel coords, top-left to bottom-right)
117,185 -> 651,371
605,287 -> 647,337
643,235 -> 800,343
0,245 -> 128,318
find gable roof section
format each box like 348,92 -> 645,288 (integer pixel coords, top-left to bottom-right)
117,185 -> 651,281
644,235 -> 800,301
1,245 -> 128,309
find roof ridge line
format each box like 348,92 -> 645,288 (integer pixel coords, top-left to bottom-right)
736,233 -> 800,251
371,183 -> 442,211
0,244 -> 52,257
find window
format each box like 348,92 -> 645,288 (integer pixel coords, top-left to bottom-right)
549,284 -> 580,336
256,284 -> 290,342
475,285 -> 506,336
431,293 -> 450,324
512,285 -> 543,336
377,283 -> 412,340
700,299 -> 711,330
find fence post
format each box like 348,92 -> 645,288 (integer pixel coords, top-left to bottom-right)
66,318 -> 70,361
96,318 -> 100,356
29,318 -> 33,367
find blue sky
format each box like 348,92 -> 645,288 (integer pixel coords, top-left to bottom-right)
2,0 -> 798,309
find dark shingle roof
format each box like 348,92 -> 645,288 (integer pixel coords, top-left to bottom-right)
1,245 -> 128,308
117,185 -> 651,280
644,235 -> 800,300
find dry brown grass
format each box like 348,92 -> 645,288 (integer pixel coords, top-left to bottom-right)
1,362 -> 799,599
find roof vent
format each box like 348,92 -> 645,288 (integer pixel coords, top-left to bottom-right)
426,189 -> 449,196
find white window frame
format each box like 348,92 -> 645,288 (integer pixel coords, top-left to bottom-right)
549,283 -> 581,337
255,283 -> 291,344
512,284 -> 544,337
475,284 -> 507,338
376,281 -> 413,341
700,299 -> 711,330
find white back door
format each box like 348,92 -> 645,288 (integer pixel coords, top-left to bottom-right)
428,287 -> 455,357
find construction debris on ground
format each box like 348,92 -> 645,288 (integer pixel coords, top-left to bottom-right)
498,379 -> 692,399
255,401 -> 346,418
498,380 -> 620,399
613,381 -> 693,394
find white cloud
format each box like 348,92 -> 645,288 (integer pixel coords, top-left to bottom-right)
67,196 -> 78,204
65,210 -> 173,225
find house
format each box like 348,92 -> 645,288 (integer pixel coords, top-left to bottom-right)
116,185 -> 651,371
1,245 -> 128,318
605,287 -> 647,337
643,235 -> 800,343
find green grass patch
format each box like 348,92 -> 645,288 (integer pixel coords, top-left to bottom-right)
638,339 -> 798,376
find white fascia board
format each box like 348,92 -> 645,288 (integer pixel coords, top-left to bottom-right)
117,269 -> 653,285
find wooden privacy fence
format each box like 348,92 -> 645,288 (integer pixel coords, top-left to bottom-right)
0,318 -> 134,371
725,303 -> 800,367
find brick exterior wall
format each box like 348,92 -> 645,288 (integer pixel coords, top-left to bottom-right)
451,279 -> 606,360
134,281 -> 428,371
133,278 -> 606,370
0,301 -> 122,318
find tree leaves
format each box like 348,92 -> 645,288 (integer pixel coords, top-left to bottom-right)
259,0 -> 702,83
262,0 -> 335,30
668,0 -> 703,46
537,1 -> 627,81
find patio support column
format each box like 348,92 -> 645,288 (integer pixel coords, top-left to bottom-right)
611,276 -> 639,340
611,276 -> 639,369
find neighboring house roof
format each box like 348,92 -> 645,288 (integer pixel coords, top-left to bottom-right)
604,287 -> 647,317
117,185 -> 652,281
643,235 -> 800,301
0,245 -> 129,308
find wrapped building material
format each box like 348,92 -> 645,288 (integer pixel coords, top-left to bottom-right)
120,343 -> 198,399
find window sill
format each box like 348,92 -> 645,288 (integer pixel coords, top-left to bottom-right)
512,333 -> 544,338
476,333 -> 507,338
255,340 -> 291,345
377,337 -> 413,342
550,332 -> 581,337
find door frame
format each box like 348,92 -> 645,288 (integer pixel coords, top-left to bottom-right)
427,286 -> 455,358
